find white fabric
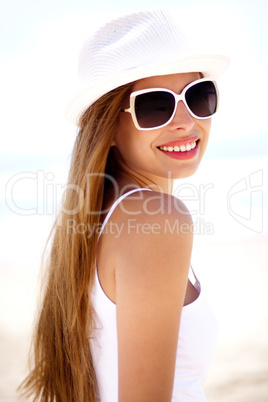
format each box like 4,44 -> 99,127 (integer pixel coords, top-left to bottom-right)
91,189 -> 218,401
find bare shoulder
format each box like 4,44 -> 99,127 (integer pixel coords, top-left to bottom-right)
99,189 -> 193,303
111,189 -> 193,253
112,189 -> 194,296
116,189 -> 192,219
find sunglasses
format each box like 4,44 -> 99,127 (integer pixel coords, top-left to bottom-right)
121,78 -> 218,130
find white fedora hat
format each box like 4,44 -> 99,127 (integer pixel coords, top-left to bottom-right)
65,9 -> 230,125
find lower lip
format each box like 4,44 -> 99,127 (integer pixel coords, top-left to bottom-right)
159,142 -> 199,160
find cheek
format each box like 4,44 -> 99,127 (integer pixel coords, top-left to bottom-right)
201,118 -> 211,140
199,119 -> 211,155
114,112 -> 148,151
114,117 -> 140,162
114,117 -> 157,172
203,118 -> 212,132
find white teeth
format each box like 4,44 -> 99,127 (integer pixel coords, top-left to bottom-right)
159,141 -> 197,152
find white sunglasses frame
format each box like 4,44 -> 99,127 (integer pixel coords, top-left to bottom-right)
121,77 -> 218,131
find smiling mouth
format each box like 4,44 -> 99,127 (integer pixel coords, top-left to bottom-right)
158,140 -> 198,153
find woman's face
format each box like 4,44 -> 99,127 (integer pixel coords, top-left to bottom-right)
113,72 -> 212,187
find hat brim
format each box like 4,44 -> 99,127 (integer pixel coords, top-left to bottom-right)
65,54 -> 230,126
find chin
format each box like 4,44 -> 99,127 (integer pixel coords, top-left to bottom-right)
171,162 -> 202,180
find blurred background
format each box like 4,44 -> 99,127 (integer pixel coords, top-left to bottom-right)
0,0 -> 267,400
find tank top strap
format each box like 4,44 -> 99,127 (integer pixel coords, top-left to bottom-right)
98,188 -> 152,239
189,265 -> 201,293
190,265 -> 199,282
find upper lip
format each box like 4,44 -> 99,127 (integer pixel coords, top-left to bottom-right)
157,136 -> 199,148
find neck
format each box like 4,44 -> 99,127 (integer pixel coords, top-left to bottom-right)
107,146 -> 175,195
114,169 -> 174,195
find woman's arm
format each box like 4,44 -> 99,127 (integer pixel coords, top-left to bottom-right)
115,192 -> 193,402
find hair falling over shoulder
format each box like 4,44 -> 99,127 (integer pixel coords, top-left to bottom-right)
19,83 -> 133,401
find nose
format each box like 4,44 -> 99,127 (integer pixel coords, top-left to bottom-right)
169,100 -> 195,131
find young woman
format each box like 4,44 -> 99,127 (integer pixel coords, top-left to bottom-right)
20,9 -> 229,402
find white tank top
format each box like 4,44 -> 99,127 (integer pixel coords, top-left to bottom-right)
91,189 -> 218,401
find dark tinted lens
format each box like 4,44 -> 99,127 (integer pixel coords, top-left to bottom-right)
135,91 -> 175,128
185,81 -> 217,117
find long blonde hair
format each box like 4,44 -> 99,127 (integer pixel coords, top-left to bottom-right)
19,82 -> 133,401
